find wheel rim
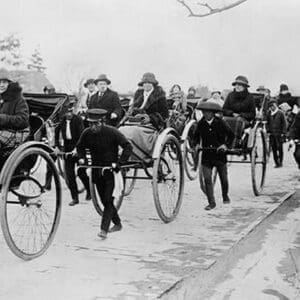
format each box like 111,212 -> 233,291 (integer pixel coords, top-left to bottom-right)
90,170 -> 123,216
153,135 -> 184,222
0,148 -> 61,259
123,168 -> 137,196
251,128 -> 267,195
183,137 -> 199,180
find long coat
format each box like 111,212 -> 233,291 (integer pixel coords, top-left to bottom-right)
88,88 -> 123,126
267,110 -> 287,136
130,86 -> 168,130
0,82 -> 29,130
223,90 -> 256,122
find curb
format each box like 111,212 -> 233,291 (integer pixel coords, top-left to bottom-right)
159,190 -> 296,299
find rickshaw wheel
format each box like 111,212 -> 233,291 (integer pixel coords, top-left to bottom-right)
152,134 -> 184,223
122,168 -> 137,196
57,155 -> 85,194
0,147 -> 62,260
251,127 -> 267,196
89,171 -> 124,216
183,134 -> 200,180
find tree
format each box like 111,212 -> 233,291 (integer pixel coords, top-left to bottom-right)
0,33 -> 24,68
27,48 -> 46,73
176,0 -> 248,17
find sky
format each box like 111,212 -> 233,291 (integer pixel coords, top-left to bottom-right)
0,0 -> 300,95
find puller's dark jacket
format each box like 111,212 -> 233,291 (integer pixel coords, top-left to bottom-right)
76,125 -> 132,167
55,114 -> 84,152
193,116 -> 234,166
88,89 -> 123,126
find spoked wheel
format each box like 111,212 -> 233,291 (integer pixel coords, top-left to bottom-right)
152,134 -> 184,223
199,165 -> 218,195
251,127 -> 267,196
182,120 -> 199,180
57,155 -> 85,194
0,147 -> 62,260
122,168 -> 137,196
89,170 -> 124,216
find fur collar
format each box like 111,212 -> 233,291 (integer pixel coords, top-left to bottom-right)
133,86 -> 165,109
1,82 -> 22,102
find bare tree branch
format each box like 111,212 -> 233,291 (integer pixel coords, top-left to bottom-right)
176,0 -> 248,17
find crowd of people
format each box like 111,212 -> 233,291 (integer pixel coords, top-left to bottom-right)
0,67 -> 300,239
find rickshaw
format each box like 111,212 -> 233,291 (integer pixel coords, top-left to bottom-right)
196,93 -> 268,196
0,93 -> 73,260
87,114 -> 185,224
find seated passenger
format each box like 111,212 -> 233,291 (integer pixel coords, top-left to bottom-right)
223,75 -> 256,148
119,72 -> 168,161
168,84 -> 187,134
187,86 -> 196,100
0,68 -> 30,152
88,74 -> 123,127
207,90 -> 224,108
169,84 -> 187,112
223,75 -> 256,125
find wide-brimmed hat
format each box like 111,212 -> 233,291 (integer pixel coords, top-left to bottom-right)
86,108 -> 108,122
84,78 -> 95,88
232,75 -> 250,87
280,83 -> 289,93
138,72 -> 158,86
0,68 -> 12,83
196,101 -> 222,112
94,74 -> 111,85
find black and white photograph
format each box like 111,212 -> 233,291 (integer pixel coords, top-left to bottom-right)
0,0 -> 300,299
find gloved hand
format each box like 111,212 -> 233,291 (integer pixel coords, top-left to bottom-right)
112,162 -> 121,173
217,144 -> 228,153
78,158 -> 85,165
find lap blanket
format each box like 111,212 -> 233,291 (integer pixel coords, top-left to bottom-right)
0,128 -> 30,149
119,125 -> 158,162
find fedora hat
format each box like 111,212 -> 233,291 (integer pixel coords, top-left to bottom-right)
256,85 -> 267,92
86,108 -> 108,122
196,101 -> 222,112
94,74 -> 111,85
232,75 -> 250,87
138,72 -> 158,86
0,68 -> 12,83
84,78 -> 95,88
